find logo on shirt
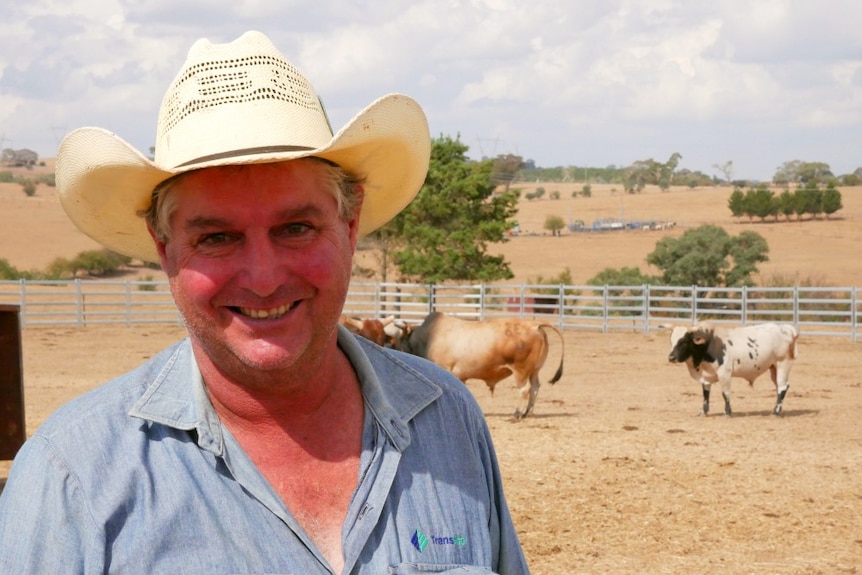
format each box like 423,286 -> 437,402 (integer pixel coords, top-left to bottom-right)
411,529 -> 428,552
411,528 -> 466,553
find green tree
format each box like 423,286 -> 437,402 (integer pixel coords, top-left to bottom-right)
777,190 -> 796,221
658,152 -> 682,190
727,188 -> 745,218
773,160 -> 802,185
773,160 -> 834,186
646,224 -> 769,287
381,135 -> 518,283
795,183 -> 823,220
821,183 -> 843,219
623,159 -> 655,193
725,231 -> 770,286
796,161 -> 833,185
745,185 -> 776,221
490,153 -> 523,192
544,215 -> 565,236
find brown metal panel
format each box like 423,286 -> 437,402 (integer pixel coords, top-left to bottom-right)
0,305 -> 25,460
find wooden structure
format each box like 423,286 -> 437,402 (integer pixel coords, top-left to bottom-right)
0,305 -> 25,459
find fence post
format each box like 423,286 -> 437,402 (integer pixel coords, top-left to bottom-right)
741,285 -> 747,324
794,285 -> 800,326
642,284 -> 650,334
428,284 -> 436,314
75,278 -> 84,327
602,285 -> 609,333
557,282 -> 566,331
17,279 -> 26,328
690,285 -> 697,323
125,280 -> 132,327
375,285 -> 381,318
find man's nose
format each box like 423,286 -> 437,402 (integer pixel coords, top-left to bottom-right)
238,239 -> 285,297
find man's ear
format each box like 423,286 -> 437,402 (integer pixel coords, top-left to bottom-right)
146,225 -> 169,270
347,185 -> 365,247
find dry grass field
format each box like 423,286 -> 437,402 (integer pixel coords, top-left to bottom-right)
1,163 -> 861,573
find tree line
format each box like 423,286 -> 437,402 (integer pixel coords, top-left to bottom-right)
516,158 -> 862,188
728,182 -> 843,222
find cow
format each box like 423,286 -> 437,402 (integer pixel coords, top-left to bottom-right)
340,315 -> 396,347
390,312 -> 564,419
667,322 -> 799,416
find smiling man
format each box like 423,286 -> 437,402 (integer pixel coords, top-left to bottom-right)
0,31 -> 529,574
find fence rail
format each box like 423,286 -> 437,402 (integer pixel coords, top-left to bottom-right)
1,280 -> 859,342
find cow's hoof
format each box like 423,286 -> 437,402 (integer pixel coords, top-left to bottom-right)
773,405 -> 784,415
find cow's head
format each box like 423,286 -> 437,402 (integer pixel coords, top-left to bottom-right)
668,324 -> 716,368
388,321 -> 420,353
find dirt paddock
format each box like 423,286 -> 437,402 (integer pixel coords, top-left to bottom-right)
2,324 -> 860,573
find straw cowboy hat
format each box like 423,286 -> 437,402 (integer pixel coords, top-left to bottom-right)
56,30 -> 431,263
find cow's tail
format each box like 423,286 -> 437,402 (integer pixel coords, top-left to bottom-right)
789,329 -> 799,360
538,325 -> 564,384
780,324 -> 800,360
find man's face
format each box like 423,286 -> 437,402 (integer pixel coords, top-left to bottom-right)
152,160 -> 360,383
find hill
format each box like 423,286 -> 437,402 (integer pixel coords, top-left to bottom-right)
1,162 -> 860,286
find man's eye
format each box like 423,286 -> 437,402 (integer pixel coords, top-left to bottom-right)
279,223 -> 313,236
197,232 -> 232,246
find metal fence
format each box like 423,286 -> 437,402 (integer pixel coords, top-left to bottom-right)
1,279 -> 859,341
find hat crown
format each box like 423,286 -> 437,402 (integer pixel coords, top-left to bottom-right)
155,31 -> 334,169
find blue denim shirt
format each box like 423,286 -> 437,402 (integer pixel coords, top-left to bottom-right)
0,327 -> 529,574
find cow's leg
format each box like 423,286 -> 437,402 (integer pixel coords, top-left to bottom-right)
722,391 -> 732,416
700,383 -> 711,416
772,363 -> 791,415
513,376 -> 539,420
718,378 -> 732,416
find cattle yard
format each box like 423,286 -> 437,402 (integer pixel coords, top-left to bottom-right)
2,324 -> 860,573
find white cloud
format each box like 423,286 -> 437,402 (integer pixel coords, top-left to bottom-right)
1,0 -> 861,178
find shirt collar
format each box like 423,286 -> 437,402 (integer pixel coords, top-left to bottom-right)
129,326 -> 442,454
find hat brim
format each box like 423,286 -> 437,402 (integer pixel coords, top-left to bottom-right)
56,94 -> 430,263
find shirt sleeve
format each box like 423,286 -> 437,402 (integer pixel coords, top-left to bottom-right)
473,415 -> 531,575
0,434 -> 105,573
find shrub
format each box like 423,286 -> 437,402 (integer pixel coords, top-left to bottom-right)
543,215 -> 565,236
44,249 -> 132,278
0,258 -> 38,280
36,173 -> 55,187
529,268 -> 573,294
137,274 -> 157,291
20,179 -> 36,196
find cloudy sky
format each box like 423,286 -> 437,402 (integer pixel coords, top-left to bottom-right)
1,0 -> 860,181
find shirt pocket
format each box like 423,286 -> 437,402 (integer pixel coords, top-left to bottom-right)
389,564 -> 496,574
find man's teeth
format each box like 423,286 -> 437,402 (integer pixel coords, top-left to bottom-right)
238,304 -> 292,319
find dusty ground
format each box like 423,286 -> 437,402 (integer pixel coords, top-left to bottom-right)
2,325 -> 860,574
1,163 -> 861,572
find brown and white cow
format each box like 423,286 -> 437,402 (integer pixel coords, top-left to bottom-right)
391,312 -> 564,419
667,322 -> 799,416
340,315 -> 396,347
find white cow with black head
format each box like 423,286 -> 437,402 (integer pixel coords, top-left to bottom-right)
667,322 -> 799,416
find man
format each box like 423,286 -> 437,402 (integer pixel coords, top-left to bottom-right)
0,31 -> 529,574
